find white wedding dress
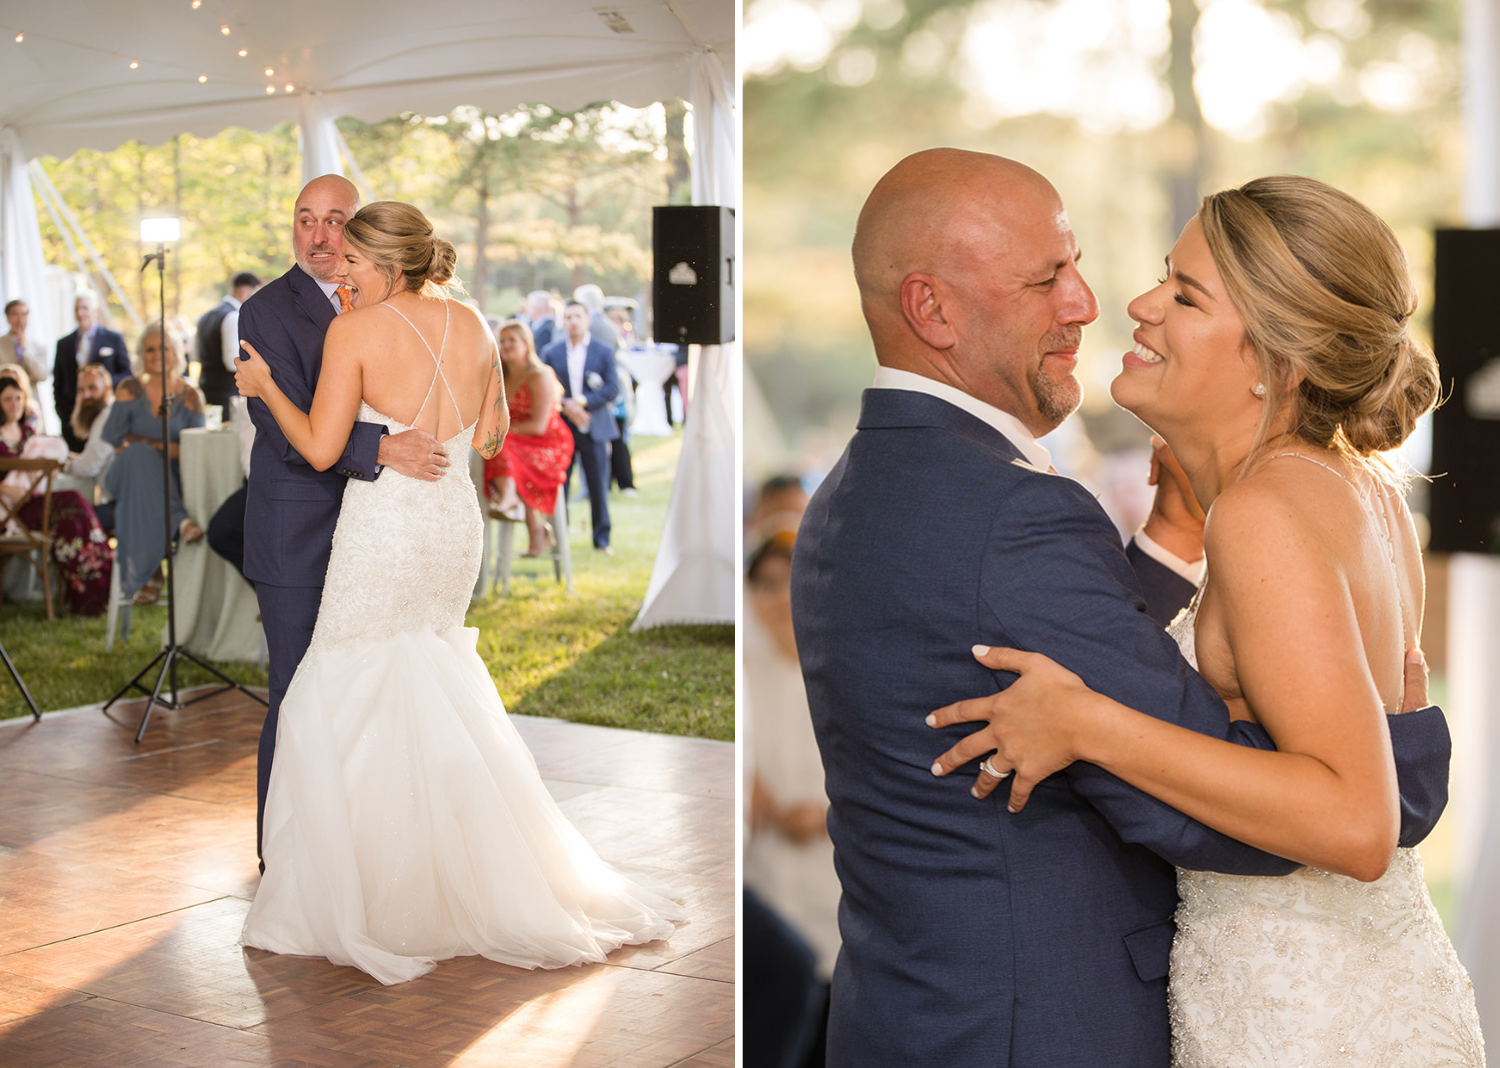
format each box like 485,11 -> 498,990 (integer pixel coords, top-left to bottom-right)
242,305 -> 683,984
1166,600 -> 1485,1066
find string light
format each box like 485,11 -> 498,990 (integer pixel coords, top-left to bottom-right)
285,83 -> 294,92
191,0 -> 202,7
264,67 -> 274,76
220,24 -> 230,35
130,60 -> 139,69
198,73 -> 207,82
13,33 -> 22,43
265,85 -> 275,94
238,49 -> 247,57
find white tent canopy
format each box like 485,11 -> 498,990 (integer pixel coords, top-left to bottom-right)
0,1 -> 732,161
0,0 -> 736,629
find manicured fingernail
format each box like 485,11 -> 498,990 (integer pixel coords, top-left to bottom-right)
970,786 -> 981,798
1406,650 -> 1424,664
925,713 -> 936,727
973,644 -> 990,657
931,762 -> 943,776
1007,803 -> 1020,814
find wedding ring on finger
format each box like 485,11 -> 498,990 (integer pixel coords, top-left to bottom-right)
979,758 -> 1011,780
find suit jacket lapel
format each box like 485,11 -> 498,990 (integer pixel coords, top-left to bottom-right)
288,265 -> 337,334
857,388 -> 1029,466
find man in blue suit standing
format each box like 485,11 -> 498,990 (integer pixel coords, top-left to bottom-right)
542,301 -> 618,551
54,292 -> 132,451
790,149 -> 1450,1066
238,174 -> 450,869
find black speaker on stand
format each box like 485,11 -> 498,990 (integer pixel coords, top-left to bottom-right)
1430,228 -> 1500,554
652,206 -> 735,346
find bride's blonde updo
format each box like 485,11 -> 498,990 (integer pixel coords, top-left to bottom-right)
1199,176 -> 1439,467
341,201 -> 459,296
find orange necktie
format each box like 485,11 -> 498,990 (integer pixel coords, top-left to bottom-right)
335,285 -> 353,313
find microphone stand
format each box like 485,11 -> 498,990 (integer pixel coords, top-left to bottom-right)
104,240 -> 266,742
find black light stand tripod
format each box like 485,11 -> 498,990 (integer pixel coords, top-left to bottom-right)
103,230 -> 266,742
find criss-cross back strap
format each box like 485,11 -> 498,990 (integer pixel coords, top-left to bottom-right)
380,300 -> 460,431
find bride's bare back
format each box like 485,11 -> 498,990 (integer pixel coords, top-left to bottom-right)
235,289 -> 509,472
332,292 -> 499,442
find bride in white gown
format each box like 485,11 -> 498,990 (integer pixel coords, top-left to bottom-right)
929,177 -> 1484,1064
234,201 -> 682,985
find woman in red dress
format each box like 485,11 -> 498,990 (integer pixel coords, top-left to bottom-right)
483,320 -> 574,556
0,372 -> 111,614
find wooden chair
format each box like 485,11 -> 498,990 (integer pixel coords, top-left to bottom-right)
0,457 -> 61,620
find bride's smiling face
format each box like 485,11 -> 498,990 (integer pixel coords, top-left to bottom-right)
1111,216 -> 1260,438
338,246 -> 397,308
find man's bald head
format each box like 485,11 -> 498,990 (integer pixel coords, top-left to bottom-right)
293,174 -> 361,282
850,148 -> 1099,435
853,149 -> 1058,333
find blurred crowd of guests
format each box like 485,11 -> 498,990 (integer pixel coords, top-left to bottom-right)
482,282 -> 687,557
0,274 -> 686,618
743,471 -> 838,1068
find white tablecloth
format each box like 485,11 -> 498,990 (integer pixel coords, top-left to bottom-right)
170,427 -> 261,662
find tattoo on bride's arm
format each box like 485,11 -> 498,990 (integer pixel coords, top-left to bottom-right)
480,427 -> 501,458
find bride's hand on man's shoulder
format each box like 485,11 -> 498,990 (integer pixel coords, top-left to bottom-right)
1398,649 -> 1430,714
235,340 -> 272,398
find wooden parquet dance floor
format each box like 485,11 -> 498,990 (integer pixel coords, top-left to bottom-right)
0,687 -> 735,1067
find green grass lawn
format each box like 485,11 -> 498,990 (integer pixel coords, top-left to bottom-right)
0,429 -> 733,741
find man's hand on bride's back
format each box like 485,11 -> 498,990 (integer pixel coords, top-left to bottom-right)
379,428 -> 449,481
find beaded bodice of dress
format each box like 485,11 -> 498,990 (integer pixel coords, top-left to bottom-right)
1165,600 -> 1484,1066
303,301 -> 482,662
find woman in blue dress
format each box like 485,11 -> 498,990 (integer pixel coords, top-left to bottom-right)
102,322 -> 205,603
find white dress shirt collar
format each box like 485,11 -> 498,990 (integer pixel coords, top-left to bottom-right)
1131,526 -> 1207,587
871,366 -> 1053,472
313,278 -> 343,314
566,332 -> 592,400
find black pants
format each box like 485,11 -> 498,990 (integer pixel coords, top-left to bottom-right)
610,416 -> 634,490
566,432 -> 611,548
207,483 -> 247,578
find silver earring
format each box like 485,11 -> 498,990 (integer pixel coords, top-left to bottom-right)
1253,383 -> 1267,398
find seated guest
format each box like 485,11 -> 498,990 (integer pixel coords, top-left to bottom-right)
55,292 -> 131,451
0,373 -> 111,614
102,322 -> 205,605
62,363 -> 117,530
483,320 -> 574,556
744,508 -> 841,983
0,299 -> 49,387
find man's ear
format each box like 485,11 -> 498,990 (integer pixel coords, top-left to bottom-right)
900,273 -> 957,350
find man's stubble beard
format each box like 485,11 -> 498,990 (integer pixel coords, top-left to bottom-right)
1031,326 -> 1084,428
296,244 -> 341,283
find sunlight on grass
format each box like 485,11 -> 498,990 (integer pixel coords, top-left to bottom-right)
0,428 -> 733,742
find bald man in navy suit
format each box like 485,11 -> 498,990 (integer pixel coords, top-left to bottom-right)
238,174 -> 450,871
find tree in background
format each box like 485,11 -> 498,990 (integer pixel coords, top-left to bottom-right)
33,97 -> 687,330
744,0 -> 1462,464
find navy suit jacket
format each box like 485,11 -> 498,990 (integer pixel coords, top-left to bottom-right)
530,316 -> 556,354
238,265 -> 386,588
791,389 -> 1451,1067
541,336 -> 619,443
1125,537 -> 1200,629
54,326 -> 132,444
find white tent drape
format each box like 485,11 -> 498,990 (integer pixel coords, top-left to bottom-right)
0,126 -> 58,366
690,49 -> 737,210
632,40 -> 738,632
632,339 -> 737,630
298,94 -> 345,186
